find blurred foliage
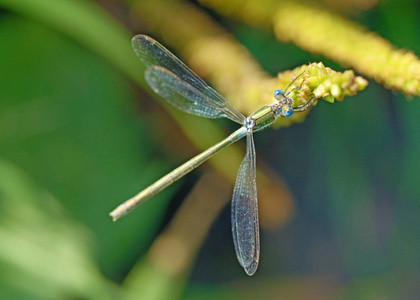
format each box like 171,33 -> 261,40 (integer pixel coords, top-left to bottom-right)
0,160 -> 114,299
0,0 -> 419,299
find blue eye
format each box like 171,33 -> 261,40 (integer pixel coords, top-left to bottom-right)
273,89 -> 284,98
283,107 -> 294,118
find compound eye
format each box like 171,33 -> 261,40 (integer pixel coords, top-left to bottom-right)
273,89 -> 284,100
283,107 -> 294,118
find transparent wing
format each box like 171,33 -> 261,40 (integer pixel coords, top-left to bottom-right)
231,131 -> 260,275
132,34 -> 245,124
146,66 -> 233,119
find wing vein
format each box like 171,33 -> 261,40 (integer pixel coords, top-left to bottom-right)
132,35 -> 245,124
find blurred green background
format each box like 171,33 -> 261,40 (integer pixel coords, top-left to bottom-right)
0,0 -> 419,299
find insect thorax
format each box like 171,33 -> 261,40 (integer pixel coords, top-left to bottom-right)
248,105 -> 278,132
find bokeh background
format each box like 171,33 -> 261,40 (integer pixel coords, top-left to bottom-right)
1,0 -> 419,299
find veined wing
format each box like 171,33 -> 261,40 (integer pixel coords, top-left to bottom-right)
132,34 -> 245,124
231,131 -> 260,275
146,66 -> 234,119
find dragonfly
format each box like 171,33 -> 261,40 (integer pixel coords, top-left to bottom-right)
110,35 -> 316,276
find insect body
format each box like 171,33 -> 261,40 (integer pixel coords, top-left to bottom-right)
110,35 -> 315,275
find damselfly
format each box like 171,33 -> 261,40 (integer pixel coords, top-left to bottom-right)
110,35 -> 316,275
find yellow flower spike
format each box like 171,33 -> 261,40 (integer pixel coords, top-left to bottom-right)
270,62 -> 367,127
199,0 -> 420,97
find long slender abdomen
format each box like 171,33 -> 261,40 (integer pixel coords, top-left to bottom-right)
109,126 -> 247,221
